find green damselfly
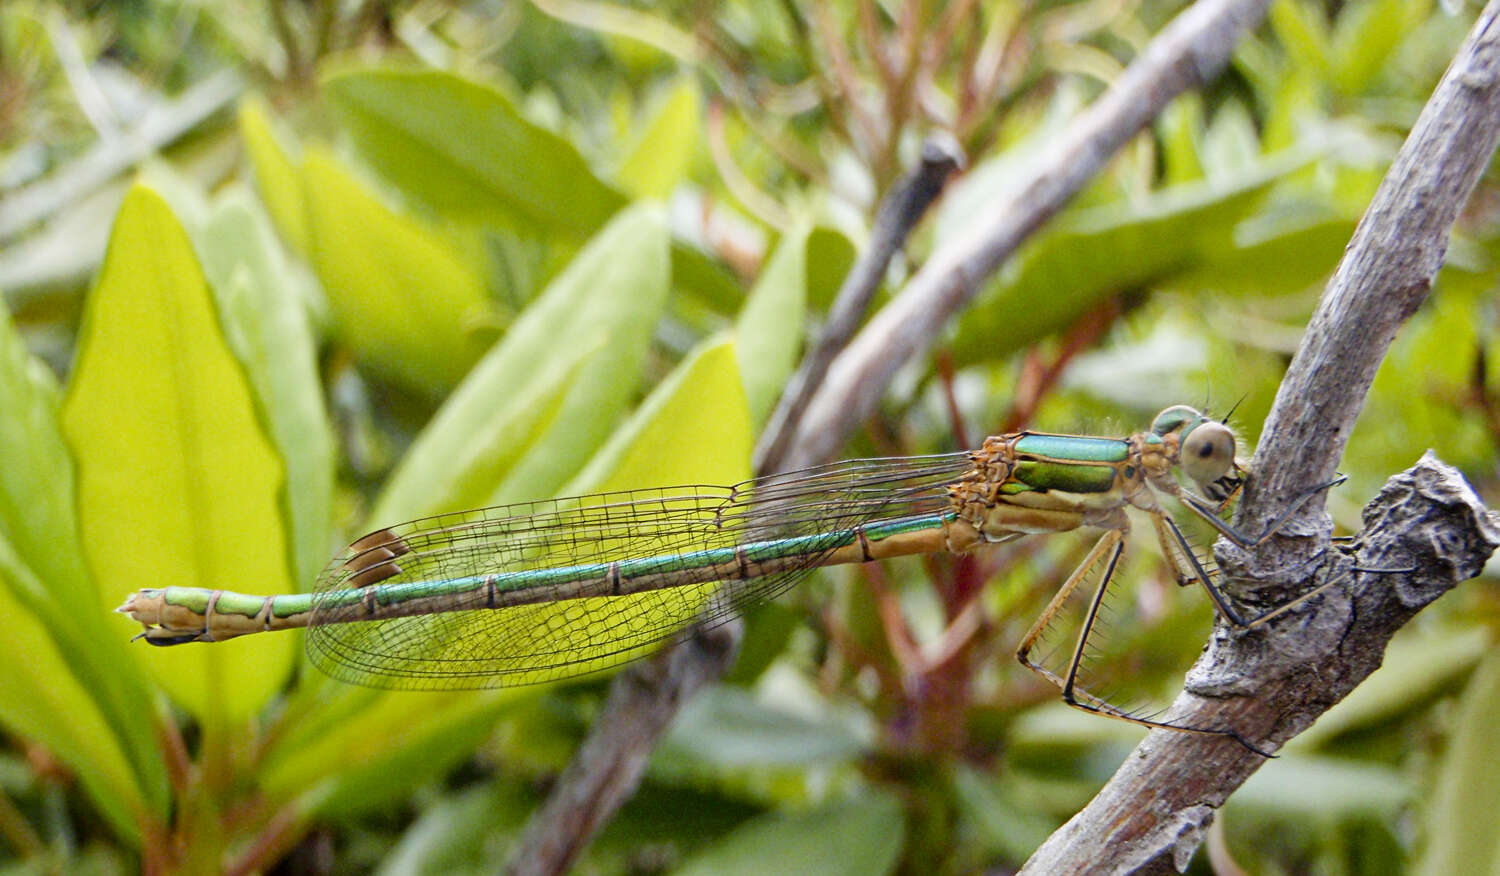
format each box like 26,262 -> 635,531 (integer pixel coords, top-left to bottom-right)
119,405 -> 1339,750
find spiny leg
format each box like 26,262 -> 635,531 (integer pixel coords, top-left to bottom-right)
1015,529 -> 1124,692
1018,526 -> 1274,756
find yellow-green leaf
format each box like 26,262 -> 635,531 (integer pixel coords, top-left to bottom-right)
265,333 -> 745,804
196,187 -> 335,587
323,68 -> 627,238
373,203 -> 671,522
259,688 -> 523,816
0,541 -> 146,841
617,78 -> 701,199
569,334 -> 752,495
1330,0 -> 1430,97
1412,644 -> 1500,876
514,335 -> 752,683
302,147 -> 494,397
1268,0 -> 1330,80
736,224 -> 809,429
0,300 -> 166,819
238,96 -> 308,256
1157,94 -> 1206,186
64,185 -> 296,720
675,793 -> 905,876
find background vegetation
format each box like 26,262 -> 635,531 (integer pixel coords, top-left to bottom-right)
0,0 -> 1497,873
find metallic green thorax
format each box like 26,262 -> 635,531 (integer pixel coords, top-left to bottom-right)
1006,434 -> 1129,494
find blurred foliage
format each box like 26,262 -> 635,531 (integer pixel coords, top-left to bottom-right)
0,0 -> 1497,873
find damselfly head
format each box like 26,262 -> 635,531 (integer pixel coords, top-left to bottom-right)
1151,406 -> 1238,489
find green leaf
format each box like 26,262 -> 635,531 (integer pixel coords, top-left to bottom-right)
1269,0 -> 1330,80
63,185 -> 297,721
617,77 -> 701,199
1330,0 -> 1428,97
375,783 -> 534,876
1163,212 -> 1355,299
264,206 -> 675,808
803,226 -> 855,315
568,334 -> 752,494
946,147 -> 1320,365
324,68 -> 627,238
1262,68 -> 1323,153
263,690 -> 526,817
735,224 -> 808,430
373,203 -> 671,522
1352,285 -> 1495,491
655,684 -> 867,771
951,764 -> 1057,865
0,541 -> 146,842
1200,101 -> 1261,181
237,96 -> 308,255
673,793 -> 905,876
195,187 -> 335,587
1229,753 -> 1411,822
1157,94 -> 1205,186
302,147 -> 494,397
0,300 -> 99,625
672,239 -> 745,313
0,301 -> 166,822
493,336 -> 752,684
1413,645 -> 1500,876
1292,623 -> 1488,749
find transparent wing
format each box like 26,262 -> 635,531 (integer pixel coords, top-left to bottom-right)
307,454 -> 972,689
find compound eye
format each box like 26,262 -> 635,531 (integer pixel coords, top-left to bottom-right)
1180,421 -> 1235,487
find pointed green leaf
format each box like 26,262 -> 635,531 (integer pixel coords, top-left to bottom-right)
1416,646 -> 1500,876
947,147 -> 1320,365
303,147 -> 494,397
262,206 -> 671,805
1233,753 -> 1412,819
736,225 -> 809,429
1268,0 -> 1330,79
1157,94 -> 1205,186
1330,0 -> 1428,97
0,541 -> 145,841
674,793 -> 905,876
0,304 -> 93,611
261,689 -> 525,817
951,765 -> 1057,864
373,203 -> 671,522
195,187 -> 335,588
617,78 -> 701,199
672,239 -> 745,313
64,186 -> 296,720
323,68 -> 627,237
804,226 -> 856,313
237,96 -> 308,256
472,337 -> 751,684
655,684 -> 866,770
569,334 -> 752,495
1200,101 -> 1261,180
0,300 -> 165,816
376,783 -> 533,876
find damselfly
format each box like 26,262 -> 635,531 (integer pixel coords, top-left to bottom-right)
118,405 -> 1340,751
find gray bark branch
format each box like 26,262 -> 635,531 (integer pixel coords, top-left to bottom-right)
754,133 -> 965,475
1020,4 -> 1500,873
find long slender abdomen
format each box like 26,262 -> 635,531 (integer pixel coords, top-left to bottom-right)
119,512 -> 969,644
